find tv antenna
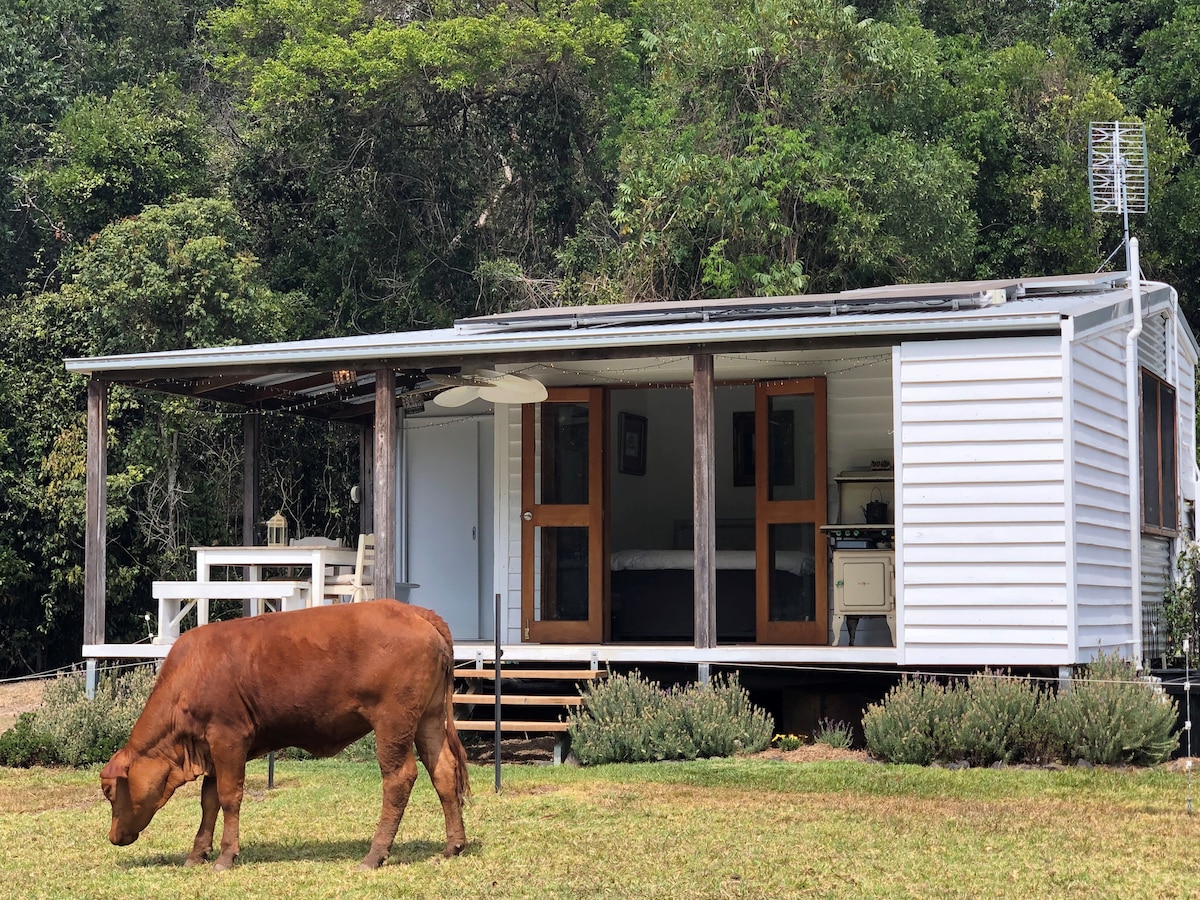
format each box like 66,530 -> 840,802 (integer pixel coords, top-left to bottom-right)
1089,121 -> 1148,272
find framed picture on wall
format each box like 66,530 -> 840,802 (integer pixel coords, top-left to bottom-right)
732,409 -> 795,487
732,412 -> 755,487
618,412 -> 647,475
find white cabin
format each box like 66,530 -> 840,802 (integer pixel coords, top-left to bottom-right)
69,272 -> 1199,676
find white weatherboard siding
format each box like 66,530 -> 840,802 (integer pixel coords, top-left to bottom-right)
1071,329 -> 1135,656
897,336 -> 1071,666
1141,535 -> 1172,661
1174,312 -> 1198,504
500,403 -> 523,644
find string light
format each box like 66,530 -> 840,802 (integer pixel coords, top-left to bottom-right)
146,349 -> 892,418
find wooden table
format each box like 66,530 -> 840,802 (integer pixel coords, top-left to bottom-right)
194,543 -> 359,590
151,544 -> 360,643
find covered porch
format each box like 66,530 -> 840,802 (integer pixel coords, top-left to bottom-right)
71,274 -> 1156,675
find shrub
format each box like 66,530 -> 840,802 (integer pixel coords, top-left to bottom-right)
864,657 -> 1179,768
568,672 -> 774,765
862,677 -> 955,765
0,713 -> 59,767
1048,653 -> 1179,766
772,733 -> 804,751
679,674 -> 775,759
7,666 -> 159,767
338,732 -> 378,763
1162,541 -> 1200,664
812,718 -> 854,750
953,670 -> 1049,766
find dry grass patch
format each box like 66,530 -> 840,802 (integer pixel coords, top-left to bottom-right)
0,679 -> 45,733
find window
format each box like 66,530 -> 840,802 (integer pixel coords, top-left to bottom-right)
1141,369 -> 1177,533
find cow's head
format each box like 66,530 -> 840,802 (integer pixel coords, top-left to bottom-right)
100,747 -> 179,846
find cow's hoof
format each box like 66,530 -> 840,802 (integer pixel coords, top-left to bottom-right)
442,841 -> 465,858
183,854 -> 208,868
357,851 -> 388,871
212,856 -> 237,872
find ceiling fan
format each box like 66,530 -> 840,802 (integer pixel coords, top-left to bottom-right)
428,369 -> 548,408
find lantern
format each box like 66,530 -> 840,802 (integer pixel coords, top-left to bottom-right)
267,511 -> 288,547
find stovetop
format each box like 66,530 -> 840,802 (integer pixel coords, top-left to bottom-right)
819,524 -> 894,549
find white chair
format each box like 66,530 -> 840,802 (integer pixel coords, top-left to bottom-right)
290,536 -> 342,547
325,533 -> 375,603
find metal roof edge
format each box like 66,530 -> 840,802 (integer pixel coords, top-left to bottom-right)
65,309 -> 1069,377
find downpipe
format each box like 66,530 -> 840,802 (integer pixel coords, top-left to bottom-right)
1126,237 -> 1143,663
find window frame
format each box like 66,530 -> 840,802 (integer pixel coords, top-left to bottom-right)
1140,367 -> 1178,536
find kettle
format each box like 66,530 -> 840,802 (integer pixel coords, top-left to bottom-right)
861,488 -> 889,525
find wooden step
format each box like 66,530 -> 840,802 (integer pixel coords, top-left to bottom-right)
453,693 -> 583,707
454,720 -> 570,733
454,668 -> 607,681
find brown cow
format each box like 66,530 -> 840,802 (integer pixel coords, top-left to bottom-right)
100,600 -> 469,871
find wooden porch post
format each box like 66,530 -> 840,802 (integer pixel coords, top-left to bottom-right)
693,354 -> 717,650
83,377 -> 108,648
241,411 -> 260,616
359,422 -> 374,536
373,368 -> 397,598
242,411 -> 260,546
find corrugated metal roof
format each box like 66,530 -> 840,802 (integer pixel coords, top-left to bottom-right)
62,272 -> 1170,421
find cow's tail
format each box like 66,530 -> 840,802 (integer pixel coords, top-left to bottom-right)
411,605 -> 471,805
443,672 -> 471,806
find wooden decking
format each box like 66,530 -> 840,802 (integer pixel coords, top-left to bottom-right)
84,639 -> 902,666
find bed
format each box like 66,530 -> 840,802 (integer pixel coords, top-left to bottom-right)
609,521 -> 815,642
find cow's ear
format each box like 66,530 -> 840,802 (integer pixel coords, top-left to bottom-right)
101,754 -> 129,780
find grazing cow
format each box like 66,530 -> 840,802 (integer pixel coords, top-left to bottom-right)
100,600 -> 470,871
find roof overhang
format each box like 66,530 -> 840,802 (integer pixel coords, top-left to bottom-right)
63,272 -> 1163,421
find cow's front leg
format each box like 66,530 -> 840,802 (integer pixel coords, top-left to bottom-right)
360,741 -> 419,870
211,759 -> 247,871
184,774 -> 219,866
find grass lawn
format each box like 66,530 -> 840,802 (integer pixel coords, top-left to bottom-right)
2,756 -> 1198,899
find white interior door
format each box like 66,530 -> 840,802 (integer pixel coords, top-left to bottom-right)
406,418 -> 481,639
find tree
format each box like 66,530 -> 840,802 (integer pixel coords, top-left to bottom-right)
0,0 -> 220,297
205,0 -> 630,330
1051,0 -> 1200,324
0,197 -> 315,674
17,79 -> 212,244
579,0 -> 978,299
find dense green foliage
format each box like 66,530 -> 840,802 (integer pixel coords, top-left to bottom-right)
863,655 -> 1180,766
1,0 -> 1199,673
567,671 -> 775,764
0,665 -> 157,766
1162,540 -> 1200,662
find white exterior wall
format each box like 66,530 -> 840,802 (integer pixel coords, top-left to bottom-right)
1070,328 -> 1135,656
895,336 -> 1072,666
498,403 -> 523,644
1174,311 -> 1198,509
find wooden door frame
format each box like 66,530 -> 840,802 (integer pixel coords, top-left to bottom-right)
754,378 -> 828,644
520,387 -> 607,643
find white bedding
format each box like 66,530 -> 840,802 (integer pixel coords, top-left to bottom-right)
610,548 -> 813,576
